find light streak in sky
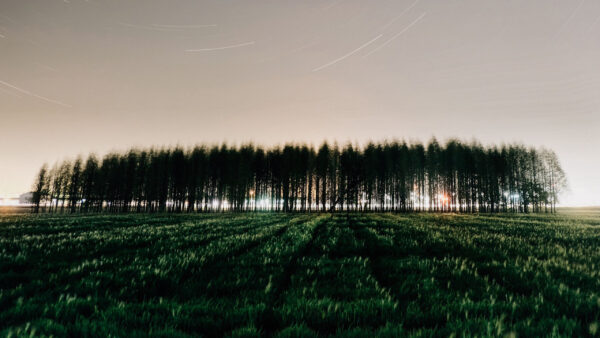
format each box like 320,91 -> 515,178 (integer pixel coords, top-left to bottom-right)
35,62 -> 59,72
119,22 -> 182,32
0,80 -> 72,107
0,85 -> 22,98
322,0 -> 345,11
312,34 -> 383,72
380,0 -> 422,30
553,0 -> 586,39
186,41 -> 256,52
152,24 -> 216,29
364,12 -> 427,58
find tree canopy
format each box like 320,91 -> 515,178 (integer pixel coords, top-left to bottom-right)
31,139 -> 566,214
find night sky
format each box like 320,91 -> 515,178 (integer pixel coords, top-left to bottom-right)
1,0 -> 599,206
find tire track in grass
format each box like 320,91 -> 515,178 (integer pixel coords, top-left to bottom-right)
72,216 -> 301,300
0,213 -> 228,237
150,217 -> 307,306
258,215 -> 329,337
359,215 -> 600,333
347,214 -> 398,302
194,216 -> 325,337
348,214 -> 454,330
192,215 -> 311,277
30,215 -> 286,270
183,216 -> 311,278
2,216 -> 295,302
367,214 -> 576,329
0,214 -> 245,261
46,216 -> 290,277
375,214 -> 558,298
151,215 -> 292,255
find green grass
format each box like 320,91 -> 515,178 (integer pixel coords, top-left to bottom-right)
1,211 -> 600,337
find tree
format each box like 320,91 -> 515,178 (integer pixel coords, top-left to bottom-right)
31,164 -> 49,213
81,155 -> 99,212
30,140 -> 566,214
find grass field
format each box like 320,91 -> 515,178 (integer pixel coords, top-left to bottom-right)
1,211 -> 600,337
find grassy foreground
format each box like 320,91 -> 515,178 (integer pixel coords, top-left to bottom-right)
1,211 -> 600,337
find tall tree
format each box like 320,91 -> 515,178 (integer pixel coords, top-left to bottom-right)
31,164 -> 49,213
31,140 -> 566,214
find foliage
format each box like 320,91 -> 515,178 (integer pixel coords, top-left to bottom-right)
31,140 -> 566,213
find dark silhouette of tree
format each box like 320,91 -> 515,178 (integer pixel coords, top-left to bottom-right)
67,158 -> 82,213
31,139 -> 567,214
316,143 -> 330,212
186,147 -> 206,212
49,161 -> 71,213
31,164 -> 49,213
81,155 -> 99,212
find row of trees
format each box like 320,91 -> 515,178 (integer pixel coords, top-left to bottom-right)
31,140 -> 566,214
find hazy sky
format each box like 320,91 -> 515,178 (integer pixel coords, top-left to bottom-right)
1,0 -> 599,206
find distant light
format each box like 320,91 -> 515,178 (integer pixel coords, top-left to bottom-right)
0,198 -> 20,206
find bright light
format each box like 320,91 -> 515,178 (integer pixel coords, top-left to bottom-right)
0,198 -> 20,206
258,198 -> 271,209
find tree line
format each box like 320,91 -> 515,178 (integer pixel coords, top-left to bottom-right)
30,139 -> 566,214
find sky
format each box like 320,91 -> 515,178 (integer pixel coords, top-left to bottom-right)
0,0 -> 599,206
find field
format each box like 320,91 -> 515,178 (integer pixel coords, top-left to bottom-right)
1,211 -> 600,337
